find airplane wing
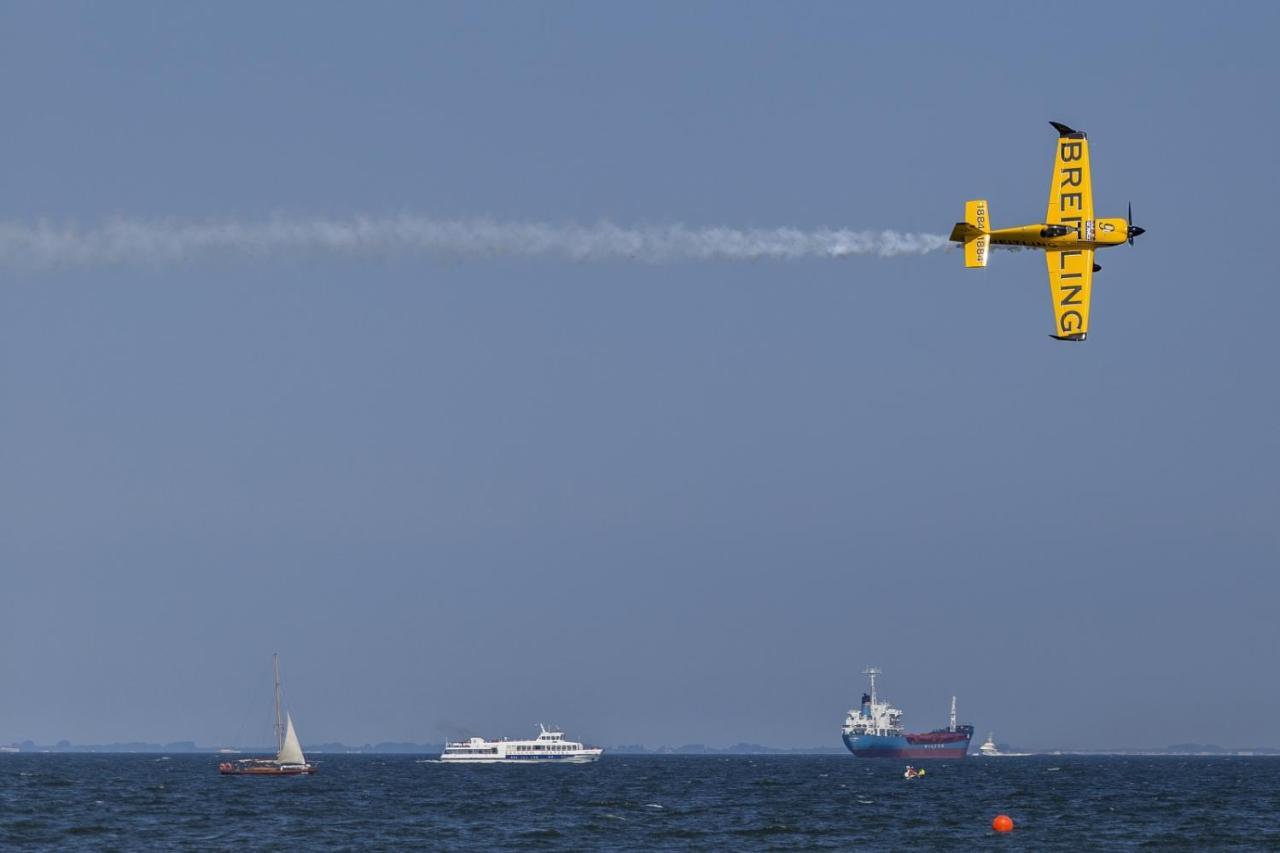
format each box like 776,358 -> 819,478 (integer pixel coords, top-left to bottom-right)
1046,122 -> 1093,230
1045,248 -> 1093,341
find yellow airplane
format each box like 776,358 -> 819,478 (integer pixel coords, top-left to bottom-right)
949,122 -> 1144,341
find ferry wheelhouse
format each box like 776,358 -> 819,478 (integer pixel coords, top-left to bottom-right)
441,725 -> 603,764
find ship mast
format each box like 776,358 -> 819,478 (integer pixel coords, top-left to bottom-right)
949,696 -> 957,732
863,667 -> 880,705
273,653 -> 284,753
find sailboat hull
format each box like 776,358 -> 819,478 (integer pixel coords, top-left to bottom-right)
219,761 -> 314,776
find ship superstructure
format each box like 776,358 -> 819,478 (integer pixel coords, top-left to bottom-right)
841,668 -> 973,759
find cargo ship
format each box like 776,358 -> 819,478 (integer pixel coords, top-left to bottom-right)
841,668 -> 973,759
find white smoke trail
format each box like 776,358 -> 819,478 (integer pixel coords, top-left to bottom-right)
0,215 -> 949,270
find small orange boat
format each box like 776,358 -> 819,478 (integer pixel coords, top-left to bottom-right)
219,654 -> 314,776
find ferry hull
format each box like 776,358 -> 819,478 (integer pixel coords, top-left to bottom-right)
842,732 -> 971,760
440,754 -> 601,764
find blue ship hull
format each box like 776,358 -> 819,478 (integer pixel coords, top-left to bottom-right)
842,729 -> 972,759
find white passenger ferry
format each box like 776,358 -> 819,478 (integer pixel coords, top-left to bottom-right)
440,725 -> 603,764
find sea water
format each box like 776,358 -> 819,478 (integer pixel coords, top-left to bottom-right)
2,753 -> 1278,849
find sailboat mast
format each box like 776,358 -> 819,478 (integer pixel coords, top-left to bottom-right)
273,653 -> 284,753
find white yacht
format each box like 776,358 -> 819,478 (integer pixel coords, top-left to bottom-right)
441,725 -> 603,764
977,733 -> 1030,757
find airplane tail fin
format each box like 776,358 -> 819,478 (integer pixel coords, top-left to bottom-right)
948,199 -> 991,268
963,232 -> 990,268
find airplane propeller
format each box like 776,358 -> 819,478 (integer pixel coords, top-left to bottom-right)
1127,202 -> 1145,245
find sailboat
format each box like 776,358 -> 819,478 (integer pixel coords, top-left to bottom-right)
219,654 -> 315,776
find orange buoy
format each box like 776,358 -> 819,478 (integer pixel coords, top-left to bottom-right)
992,814 -> 1014,833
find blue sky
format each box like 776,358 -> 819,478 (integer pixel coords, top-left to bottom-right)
1,2 -> 1277,750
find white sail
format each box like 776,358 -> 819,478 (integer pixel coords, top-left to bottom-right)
277,712 -> 306,766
